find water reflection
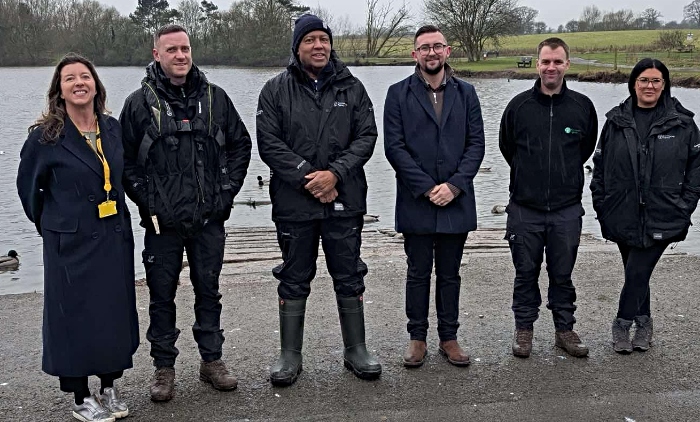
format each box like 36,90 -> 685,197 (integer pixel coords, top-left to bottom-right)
2,66 -> 700,294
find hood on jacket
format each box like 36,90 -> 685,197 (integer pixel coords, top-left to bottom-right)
606,95 -> 694,127
144,61 -> 208,99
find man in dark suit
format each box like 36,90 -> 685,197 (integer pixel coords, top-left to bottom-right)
384,25 -> 485,368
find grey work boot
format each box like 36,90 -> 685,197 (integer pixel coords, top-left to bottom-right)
337,295 -> 382,380
270,298 -> 306,387
199,359 -> 238,391
632,315 -> 653,352
612,318 -> 634,354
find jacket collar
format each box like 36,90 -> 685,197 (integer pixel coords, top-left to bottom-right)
531,78 -> 569,104
408,69 -> 457,127
288,51 -> 354,90
414,63 -> 454,91
144,62 -> 208,101
60,114 -> 118,179
606,95 -> 686,131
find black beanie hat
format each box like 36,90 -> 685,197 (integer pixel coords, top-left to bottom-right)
292,14 -> 333,55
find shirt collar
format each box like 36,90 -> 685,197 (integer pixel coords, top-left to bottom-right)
414,63 -> 454,90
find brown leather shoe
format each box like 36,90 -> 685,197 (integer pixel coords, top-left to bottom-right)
200,359 -> 238,391
438,340 -> 470,367
150,367 -> 175,402
512,329 -> 533,358
403,340 -> 427,368
555,330 -> 589,358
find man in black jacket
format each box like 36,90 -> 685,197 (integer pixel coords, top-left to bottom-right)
256,14 -> 381,386
499,37 -> 597,358
120,25 -> 251,401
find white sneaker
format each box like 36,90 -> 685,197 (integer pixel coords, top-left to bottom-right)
100,386 -> 129,419
72,394 -> 115,422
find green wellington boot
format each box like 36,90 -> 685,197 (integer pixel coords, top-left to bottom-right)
270,298 -> 306,386
337,295 -> 382,380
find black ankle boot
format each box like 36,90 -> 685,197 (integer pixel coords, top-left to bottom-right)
270,298 -> 306,386
336,295 -> 382,380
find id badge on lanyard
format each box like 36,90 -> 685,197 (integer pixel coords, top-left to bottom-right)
81,119 -> 118,218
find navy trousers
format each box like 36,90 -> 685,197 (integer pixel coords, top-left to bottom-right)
403,232 -> 469,342
273,216 -> 367,300
505,201 -> 583,331
143,221 -> 226,368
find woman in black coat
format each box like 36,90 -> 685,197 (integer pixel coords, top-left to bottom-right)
17,53 -> 139,422
590,58 -> 700,354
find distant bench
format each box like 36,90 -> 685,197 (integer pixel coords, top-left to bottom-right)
517,56 -> 533,68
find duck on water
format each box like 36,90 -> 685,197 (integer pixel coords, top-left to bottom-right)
0,250 -> 19,271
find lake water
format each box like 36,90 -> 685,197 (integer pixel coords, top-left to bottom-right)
3,65 -> 700,295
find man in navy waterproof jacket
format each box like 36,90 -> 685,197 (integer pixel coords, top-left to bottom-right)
256,14 -> 381,386
499,37 -> 597,359
384,25 -> 485,368
120,25 -> 251,401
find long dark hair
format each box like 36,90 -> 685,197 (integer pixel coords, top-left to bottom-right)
29,53 -> 108,144
628,58 -> 671,103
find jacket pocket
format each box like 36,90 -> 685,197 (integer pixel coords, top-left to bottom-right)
41,216 -> 79,258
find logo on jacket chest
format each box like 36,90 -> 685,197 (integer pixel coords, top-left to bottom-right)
564,127 -> 581,135
657,134 -> 675,140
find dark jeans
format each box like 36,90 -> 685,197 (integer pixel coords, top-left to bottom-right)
273,216 -> 367,300
505,201 -> 583,331
143,221 -> 226,368
616,241 -> 670,320
403,232 -> 469,342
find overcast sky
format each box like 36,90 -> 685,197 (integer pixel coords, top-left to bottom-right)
102,0 -> 690,29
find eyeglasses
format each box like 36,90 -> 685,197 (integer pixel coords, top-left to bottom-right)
416,43 -> 447,56
637,77 -> 664,88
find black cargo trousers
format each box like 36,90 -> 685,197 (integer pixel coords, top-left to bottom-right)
143,220 -> 226,368
273,215 -> 367,299
505,201 -> 584,331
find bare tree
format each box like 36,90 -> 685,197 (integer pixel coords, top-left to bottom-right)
311,5 -> 358,56
364,0 -> 412,58
424,0 -> 520,62
600,9 -> 635,31
684,0 -> 700,26
641,8 -> 662,29
579,5 -> 602,31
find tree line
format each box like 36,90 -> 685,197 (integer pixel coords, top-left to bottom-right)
4,0 -> 700,67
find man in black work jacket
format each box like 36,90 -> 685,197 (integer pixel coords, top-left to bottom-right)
256,14 -> 381,386
120,24 -> 251,401
499,37 -> 597,359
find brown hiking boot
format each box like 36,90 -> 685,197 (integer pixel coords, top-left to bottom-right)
555,330 -> 589,357
150,367 -> 175,402
512,329 -> 533,358
403,340 -> 427,368
200,359 -> 238,391
438,340 -> 470,366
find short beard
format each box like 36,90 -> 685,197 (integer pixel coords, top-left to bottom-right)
422,62 -> 444,76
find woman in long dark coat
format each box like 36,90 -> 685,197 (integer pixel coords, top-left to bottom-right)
591,58 -> 700,354
17,53 -> 139,422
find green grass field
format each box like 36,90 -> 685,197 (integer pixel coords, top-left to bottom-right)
339,30 -> 700,80
486,30 -> 666,53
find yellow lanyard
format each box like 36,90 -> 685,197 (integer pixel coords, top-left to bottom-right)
76,118 -> 112,196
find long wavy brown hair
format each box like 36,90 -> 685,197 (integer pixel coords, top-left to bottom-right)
29,53 -> 108,144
